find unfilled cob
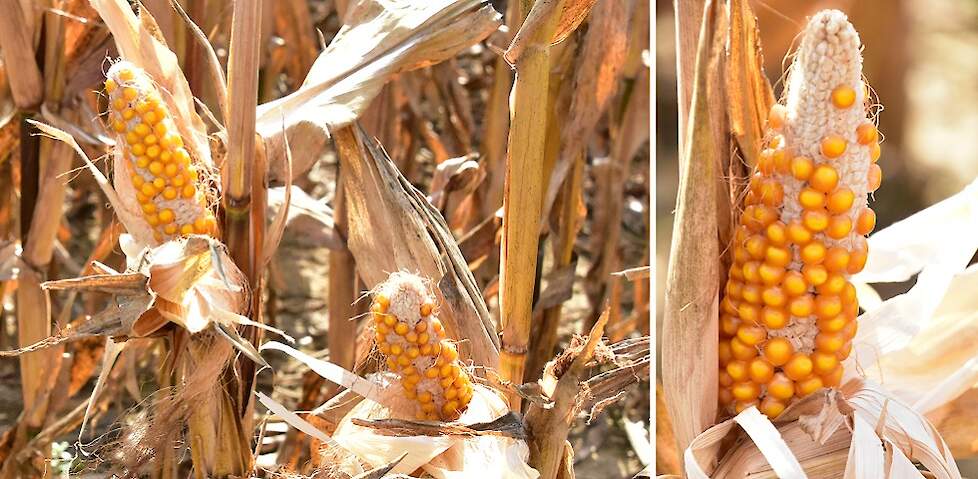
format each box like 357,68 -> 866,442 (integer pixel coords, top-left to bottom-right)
104,61 -> 217,242
718,11 -> 881,418
371,272 -> 474,421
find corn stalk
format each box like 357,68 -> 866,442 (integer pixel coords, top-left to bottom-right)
497,0 -> 566,410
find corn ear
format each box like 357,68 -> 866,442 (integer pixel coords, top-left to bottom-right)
104,61 -> 218,245
371,272 -> 474,421
718,10 -> 882,417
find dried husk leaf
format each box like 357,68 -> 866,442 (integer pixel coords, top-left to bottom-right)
661,0 -> 723,454
257,0 -> 501,182
334,382 -> 537,478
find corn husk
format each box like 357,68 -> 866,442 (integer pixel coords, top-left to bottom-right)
258,341 -> 537,478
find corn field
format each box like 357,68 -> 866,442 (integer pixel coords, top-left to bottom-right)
0,0 -> 651,477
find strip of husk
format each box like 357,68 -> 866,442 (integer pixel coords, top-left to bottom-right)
661,0 -> 724,455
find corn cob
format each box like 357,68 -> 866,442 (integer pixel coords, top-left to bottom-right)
104,61 -> 217,243
718,11 -> 881,418
371,272 -> 474,421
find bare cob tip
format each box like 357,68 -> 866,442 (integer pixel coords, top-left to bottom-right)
371,272 -> 473,421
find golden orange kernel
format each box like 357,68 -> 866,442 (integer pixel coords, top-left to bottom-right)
801,264 -> 828,286
758,181 -> 784,207
815,295 -> 842,320
164,224 -> 178,235
831,85 -> 856,109
112,98 -> 127,111
820,136 -> 847,159
790,156 -> 814,181
811,352 -> 839,375
815,332 -> 846,353
152,178 -> 165,190
762,337 -> 793,366
789,294 -> 815,317
765,222 -> 787,246
758,264 -> 785,286
810,165 -> 840,193
122,108 -> 135,120
730,336 -> 758,361
826,188 -> 855,214
802,209 -> 830,232
826,215 -> 852,240
848,239 -> 869,275
761,307 -> 788,329
182,184 -> 196,199
758,149 -> 776,175
784,353 -> 813,381
824,247 -> 850,273
141,203 -> 156,214
817,274 -> 846,295
817,315 -> 848,334
762,287 -> 787,308
798,187 -> 825,210
136,156 -> 150,168
767,373 -> 795,400
765,246 -> 791,268
104,78 -> 117,93
745,235 -> 767,260
737,325 -> 767,346
786,221 -> 813,245
801,240 -> 826,265
856,123 -> 877,145
742,261 -> 761,284
782,271 -> 808,297
721,315 -> 740,337
741,284 -> 762,305
856,208 -> 876,235
822,365 -> 844,388
158,209 -> 175,224
795,376 -> 824,397
131,144 -> 146,156
112,120 -> 127,133
732,382 -> 761,401
759,396 -> 787,418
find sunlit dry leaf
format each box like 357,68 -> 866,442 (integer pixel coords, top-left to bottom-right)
257,0 -> 500,181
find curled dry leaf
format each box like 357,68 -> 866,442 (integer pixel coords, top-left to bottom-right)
332,125 -> 498,367
257,0 -> 501,182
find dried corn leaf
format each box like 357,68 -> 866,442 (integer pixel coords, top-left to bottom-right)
333,125 -> 498,367
661,0 -> 723,453
257,0 -> 500,180
684,407 -> 806,479
266,186 -> 342,250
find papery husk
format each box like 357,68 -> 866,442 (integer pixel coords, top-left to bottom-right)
257,0 -> 501,182
686,380 -> 959,478
333,378 -> 538,479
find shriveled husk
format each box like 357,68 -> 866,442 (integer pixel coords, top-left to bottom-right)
257,343 -> 537,478
682,176 -> 978,477
332,377 -> 536,478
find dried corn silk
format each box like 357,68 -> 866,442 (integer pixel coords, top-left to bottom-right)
104,61 -> 218,244
372,272 -> 474,421
718,11 -> 882,418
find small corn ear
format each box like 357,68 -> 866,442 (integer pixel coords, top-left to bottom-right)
718,10 -> 882,418
371,272 -> 474,421
104,61 -> 218,244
